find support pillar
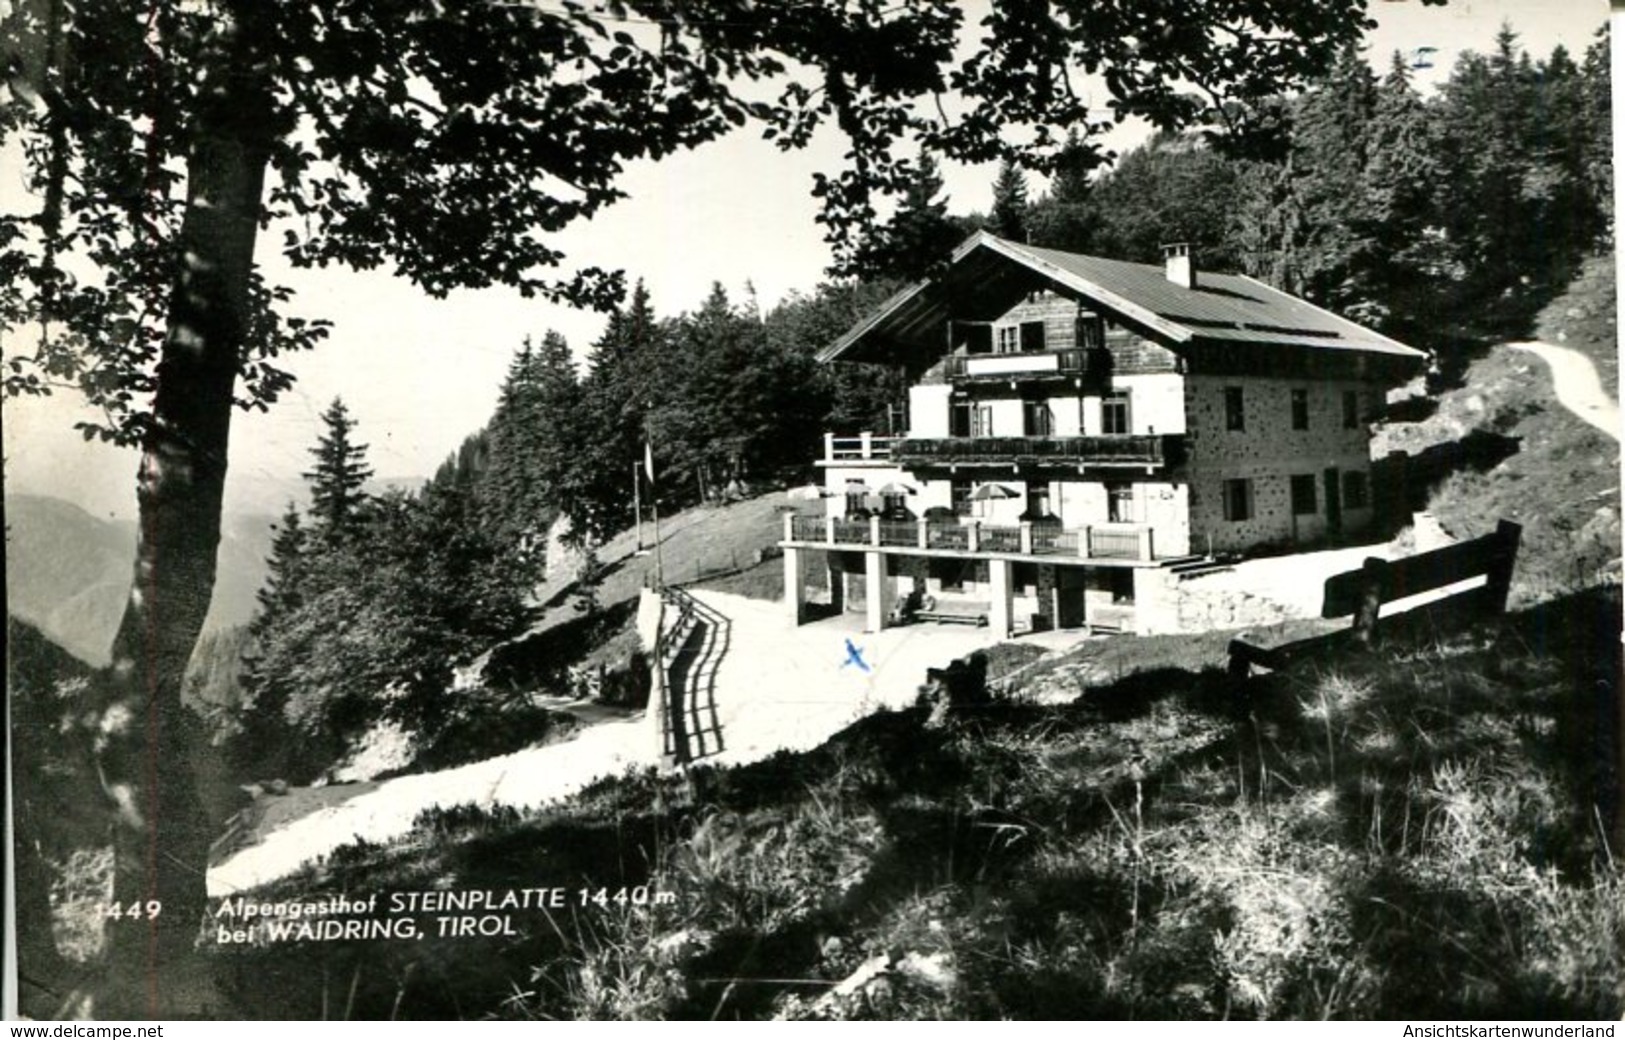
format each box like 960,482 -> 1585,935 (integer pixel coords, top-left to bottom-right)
865,550 -> 887,633
989,557 -> 1013,640
784,545 -> 806,625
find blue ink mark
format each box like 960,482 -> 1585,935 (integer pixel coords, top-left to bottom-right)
842,638 -> 871,673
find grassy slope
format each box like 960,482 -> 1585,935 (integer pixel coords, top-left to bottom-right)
217,586 -> 1621,1020
140,263 -> 1625,1019
1375,256 -> 1620,604
492,494 -> 816,683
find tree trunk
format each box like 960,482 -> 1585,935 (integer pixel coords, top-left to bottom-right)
97,36 -> 273,1018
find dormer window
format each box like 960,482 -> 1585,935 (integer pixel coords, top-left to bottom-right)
1077,314 -> 1105,350
997,321 -> 1045,354
1022,321 -> 1045,352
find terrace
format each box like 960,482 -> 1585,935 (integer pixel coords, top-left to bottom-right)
784,513 -> 1160,563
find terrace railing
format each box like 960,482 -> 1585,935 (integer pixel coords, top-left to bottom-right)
783,512 -> 1155,561
821,431 -> 898,463
892,433 -> 1181,469
1087,525 -> 1150,560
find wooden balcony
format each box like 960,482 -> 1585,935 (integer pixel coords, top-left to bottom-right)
892,433 -> 1183,470
943,347 -> 1104,384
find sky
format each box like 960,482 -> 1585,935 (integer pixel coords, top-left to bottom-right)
1,0 -> 1611,520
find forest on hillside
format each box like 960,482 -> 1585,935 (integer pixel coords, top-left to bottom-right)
223,24 -> 1612,786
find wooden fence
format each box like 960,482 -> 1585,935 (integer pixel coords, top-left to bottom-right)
1229,520 -> 1522,677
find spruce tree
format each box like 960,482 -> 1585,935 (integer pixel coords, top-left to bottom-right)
846,150 -> 967,281
249,504 -> 308,640
1288,45 -> 1380,315
482,332 -> 579,550
990,158 -> 1030,242
304,398 -> 373,542
1580,29 -> 1613,243
574,282 -> 665,544
1364,52 -> 1443,334
1028,129 -> 1101,252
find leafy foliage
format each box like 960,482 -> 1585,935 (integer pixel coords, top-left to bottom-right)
237,421 -> 531,782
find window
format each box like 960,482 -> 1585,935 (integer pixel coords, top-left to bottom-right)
1342,390 -> 1359,429
1076,314 -> 1105,350
1110,569 -> 1136,605
1344,470 -> 1369,509
845,490 -> 869,518
1291,389 -> 1309,430
996,325 -> 1021,353
963,324 -> 993,355
950,478 -> 973,517
1021,320 -> 1045,352
1024,484 -> 1052,521
950,398 -> 971,437
1023,399 -> 1053,436
972,404 -> 994,437
1225,386 -> 1245,431
1107,482 -> 1136,523
1290,474 -> 1318,516
1221,478 -> 1253,521
1102,391 -> 1131,435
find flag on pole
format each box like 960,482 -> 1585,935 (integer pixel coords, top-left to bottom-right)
644,441 -> 656,485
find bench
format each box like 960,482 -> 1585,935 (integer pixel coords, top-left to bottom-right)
915,609 -> 989,627
909,597 -> 990,627
1229,519 -> 1521,678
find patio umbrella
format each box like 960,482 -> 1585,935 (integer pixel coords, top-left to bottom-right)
877,482 -> 917,495
971,482 -> 1018,519
786,481 -> 835,501
970,483 -> 1018,501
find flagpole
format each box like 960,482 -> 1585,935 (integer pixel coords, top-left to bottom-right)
644,435 -> 665,590
632,460 -> 644,552
651,494 -> 665,589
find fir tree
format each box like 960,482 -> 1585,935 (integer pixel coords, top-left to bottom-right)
1028,129 -> 1102,252
1580,28 -> 1613,242
574,283 -> 666,544
845,150 -> 968,281
989,158 -> 1031,242
249,504 -> 308,640
1364,52 -> 1444,334
303,398 -> 373,542
1287,45 -> 1380,315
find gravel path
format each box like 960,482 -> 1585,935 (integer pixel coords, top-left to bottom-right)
1510,341 -> 1620,440
206,590 -> 1019,895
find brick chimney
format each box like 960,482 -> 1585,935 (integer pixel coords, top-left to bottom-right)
1162,242 -> 1196,289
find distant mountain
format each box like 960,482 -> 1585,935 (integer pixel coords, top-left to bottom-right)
4,494 -> 274,666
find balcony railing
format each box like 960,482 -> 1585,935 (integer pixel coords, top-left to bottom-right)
944,348 -> 1102,383
893,434 -> 1182,469
1086,525 -> 1147,560
822,432 -> 898,463
782,513 -> 1156,561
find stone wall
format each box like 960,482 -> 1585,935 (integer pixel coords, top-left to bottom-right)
1132,567 -> 1310,635
1182,373 -> 1378,554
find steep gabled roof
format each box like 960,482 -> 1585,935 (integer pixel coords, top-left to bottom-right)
821,231 -> 1425,367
